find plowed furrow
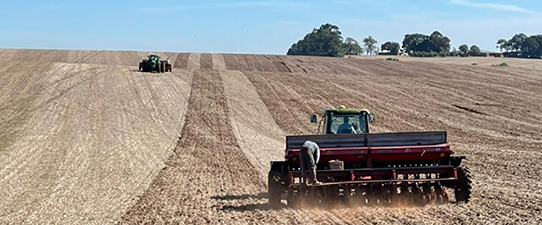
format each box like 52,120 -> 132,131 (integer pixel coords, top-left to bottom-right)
120,69 -> 311,224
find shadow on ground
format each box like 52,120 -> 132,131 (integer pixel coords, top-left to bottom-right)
221,203 -> 276,212
211,193 -> 268,201
212,192 -> 289,212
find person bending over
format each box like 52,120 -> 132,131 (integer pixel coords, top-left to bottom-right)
300,140 -> 322,185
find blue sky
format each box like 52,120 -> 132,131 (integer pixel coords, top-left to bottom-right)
1,0 -> 541,54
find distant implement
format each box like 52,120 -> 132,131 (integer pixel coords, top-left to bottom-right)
139,55 -> 172,73
268,106 -> 471,208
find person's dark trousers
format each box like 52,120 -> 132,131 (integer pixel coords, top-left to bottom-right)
300,147 -> 317,184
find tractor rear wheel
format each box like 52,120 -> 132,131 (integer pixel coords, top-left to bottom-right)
455,166 -> 472,203
160,63 -> 165,73
268,170 -> 282,208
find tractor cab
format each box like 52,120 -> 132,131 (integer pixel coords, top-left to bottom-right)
148,55 -> 160,62
311,105 -> 375,135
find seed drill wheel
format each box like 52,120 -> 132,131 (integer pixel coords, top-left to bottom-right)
455,166 -> 472,203
355,186 -> 370,206
287,187 -> 301,208
342,185 -> 353,206
268,170 -> 282,208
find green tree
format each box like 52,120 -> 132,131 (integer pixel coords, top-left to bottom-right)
459,44 -> 469,56
499,33 -> 542,58
470,45 -> 481,56
363,36 -> 378,55
402,33 -> 429,53
522,36 -> 540,58
531,35 -> 542,58
287,23 -> 345,57
381,41 -> 400,55
509,33 -> 527,52
343,37 -> 363,55
429,31 -> 451,53
402,31 -> 451,54
496,39 -> 509,52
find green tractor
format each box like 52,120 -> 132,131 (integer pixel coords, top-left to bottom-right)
139,55 -> 172,73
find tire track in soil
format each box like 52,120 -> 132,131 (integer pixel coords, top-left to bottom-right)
200,53 -> 213,70
0,62 -> 192,224
120,69 -> 313,224
173,53 -> 190,69
0,49 -> 179,67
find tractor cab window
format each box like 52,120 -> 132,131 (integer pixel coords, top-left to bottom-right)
327,113 -> 368,134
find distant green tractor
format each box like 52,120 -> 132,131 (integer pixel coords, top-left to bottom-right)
139,55 -> 172,73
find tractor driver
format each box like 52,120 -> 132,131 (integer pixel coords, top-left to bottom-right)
337,116 -> 357,134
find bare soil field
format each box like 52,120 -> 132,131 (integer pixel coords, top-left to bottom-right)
0,49 -> 179,67
0,53 -> 192,224
1,49 -> 541,224
357,55 -> 542,71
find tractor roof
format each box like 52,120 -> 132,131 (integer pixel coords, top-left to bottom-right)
324,105 -> 371,114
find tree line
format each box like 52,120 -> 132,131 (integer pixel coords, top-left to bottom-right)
287,23 -> 542,59
496,33 -> 542,58
287,24 -> 372,57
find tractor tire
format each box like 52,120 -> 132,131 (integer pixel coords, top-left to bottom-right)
139,63 -> 143,72
268,170 -> 282,208
160,63 -> 165,73
455,166 -> 472,203
142,64 -> 148,72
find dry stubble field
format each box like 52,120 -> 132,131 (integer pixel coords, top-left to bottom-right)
0,49 -> 541,224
